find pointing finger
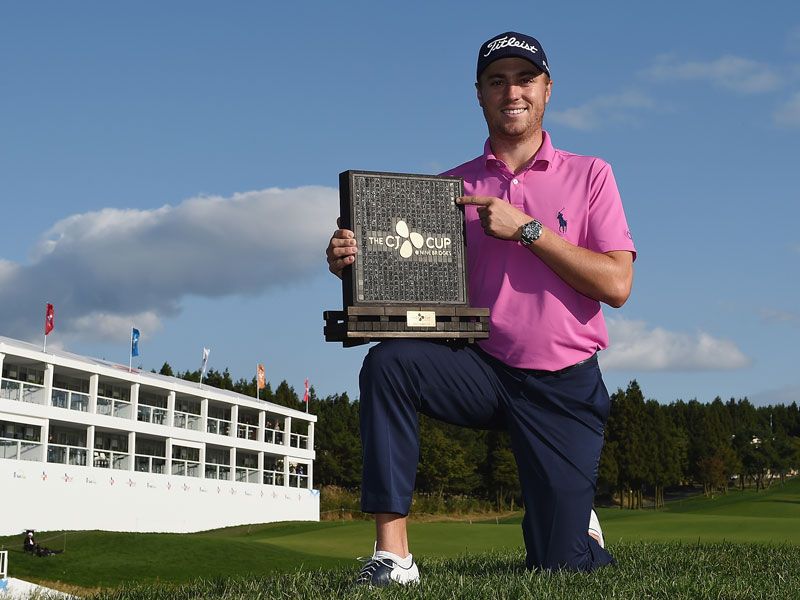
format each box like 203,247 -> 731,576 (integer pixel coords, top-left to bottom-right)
456,196 -> 492,206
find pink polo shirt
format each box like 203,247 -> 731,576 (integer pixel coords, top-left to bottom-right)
442,131 -> 636,371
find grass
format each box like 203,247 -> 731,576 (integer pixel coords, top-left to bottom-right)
0,521 -> 524,590
2,478 -> 798,598
490,476 -> 800,544
83,543 -> 800,600
596,476 -> 800,545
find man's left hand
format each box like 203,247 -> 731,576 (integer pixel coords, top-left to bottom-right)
457,196 -> 532,241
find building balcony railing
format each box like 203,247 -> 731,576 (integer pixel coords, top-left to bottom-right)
0,378 -> 47,405
97,395 -> 132,419
207,416 -> 231,436
264,428 -> 284,445
51,387 -> 89,412
137,404 -> 168,425
134,454 -> 166,474
289,473 -> 310,489
93,450 -> 129,469
290,433 -> 309,450
237,423 -> 258,441
47,443 -> 87,466
205,463 -> 231,480
0,437 -> 42,462
235,466 -> 260,483
171,459 -> 200,477
263,469 -> 284,486
2,438 -> 310,487
173,410 -> 201,431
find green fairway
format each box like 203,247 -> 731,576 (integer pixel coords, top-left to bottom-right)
1,477 -> 797,593
0,521 -> 526,590
598,477 -> 800,544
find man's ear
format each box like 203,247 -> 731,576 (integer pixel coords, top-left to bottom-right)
475,81 -> 484,108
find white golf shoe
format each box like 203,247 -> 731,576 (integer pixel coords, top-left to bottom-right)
588,508 -> 605,548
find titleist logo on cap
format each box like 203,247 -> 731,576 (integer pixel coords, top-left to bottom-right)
483,36 -> 538,58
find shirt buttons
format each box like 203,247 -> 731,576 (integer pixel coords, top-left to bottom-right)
512,178 -> 519,185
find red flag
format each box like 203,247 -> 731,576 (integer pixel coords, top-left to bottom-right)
303,378 -> 309,403
45,303 -> 55,335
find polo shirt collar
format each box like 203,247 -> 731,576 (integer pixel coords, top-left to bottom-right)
483,130 -> 555,172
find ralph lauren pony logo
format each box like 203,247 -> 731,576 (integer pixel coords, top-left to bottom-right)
557,209 -> 567,234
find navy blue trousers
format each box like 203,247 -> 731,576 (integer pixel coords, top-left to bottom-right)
359,339 -> 615,572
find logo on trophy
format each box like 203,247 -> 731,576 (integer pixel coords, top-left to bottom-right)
324,170 -> 490,346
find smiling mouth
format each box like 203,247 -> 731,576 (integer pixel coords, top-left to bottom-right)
502,108 -> 527,115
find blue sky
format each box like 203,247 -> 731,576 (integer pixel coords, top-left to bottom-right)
1,1 -> 798,406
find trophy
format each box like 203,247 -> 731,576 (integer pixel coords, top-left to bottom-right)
323,170 -> 489,346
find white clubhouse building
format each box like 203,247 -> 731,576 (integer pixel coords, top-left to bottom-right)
0,336 -> 318,536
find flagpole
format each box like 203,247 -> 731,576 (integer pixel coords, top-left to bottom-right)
129,326 -> 133,373
256,364 -> 259,401
43,333 -> 47,354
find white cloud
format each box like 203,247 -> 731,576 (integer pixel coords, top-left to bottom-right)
548,90 -> 657,131
774,91 -> 800,127
600,317 -> 751,371
69,311 -> 164,343
0,186 -> 339,343
0,259 -> 18,282
759,308 -> 800,325
644,54 -> 783,94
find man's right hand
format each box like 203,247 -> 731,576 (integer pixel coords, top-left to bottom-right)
326,220 -> 358,279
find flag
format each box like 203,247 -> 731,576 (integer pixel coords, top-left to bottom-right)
200,347 -> 210,379
257,364 -> 266,390
45,303 -> 55,335
303,378 -> 309,403
131,328 -> 140,357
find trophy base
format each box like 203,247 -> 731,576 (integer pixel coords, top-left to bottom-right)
323,306 -> 490,347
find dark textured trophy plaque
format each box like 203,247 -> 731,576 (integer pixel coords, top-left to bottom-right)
324,170 -> 489,346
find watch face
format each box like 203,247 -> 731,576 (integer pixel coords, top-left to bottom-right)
522,220 -> 541,245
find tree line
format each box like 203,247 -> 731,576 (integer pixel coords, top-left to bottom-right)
157,362 -> 800,508
602,381 -> 800,508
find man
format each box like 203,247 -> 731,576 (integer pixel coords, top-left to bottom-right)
326,31 -> 636,585
23,530 -> 36,553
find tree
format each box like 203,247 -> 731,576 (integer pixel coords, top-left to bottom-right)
739,432 -> 773,491
158,362 -> 174,377
313,392 -> 361,487
597,439 -> 619,498
729,398 -> 771,489
643,400 -> 684,507
485,431 -> 520,511
696,453 -> 726,497
714,443 -> 741,493
606,381 -> 648,508
417,418 -> 477,503
770,429 -> 800,484
273,380 -> 302,410
202,368 -> 235,391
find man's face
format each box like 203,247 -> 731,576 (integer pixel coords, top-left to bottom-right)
476,57 -> 552,141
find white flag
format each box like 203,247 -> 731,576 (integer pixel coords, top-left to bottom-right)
200,347 -> 210,380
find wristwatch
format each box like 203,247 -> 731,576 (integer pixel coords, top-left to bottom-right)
519,219 -> 543,246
